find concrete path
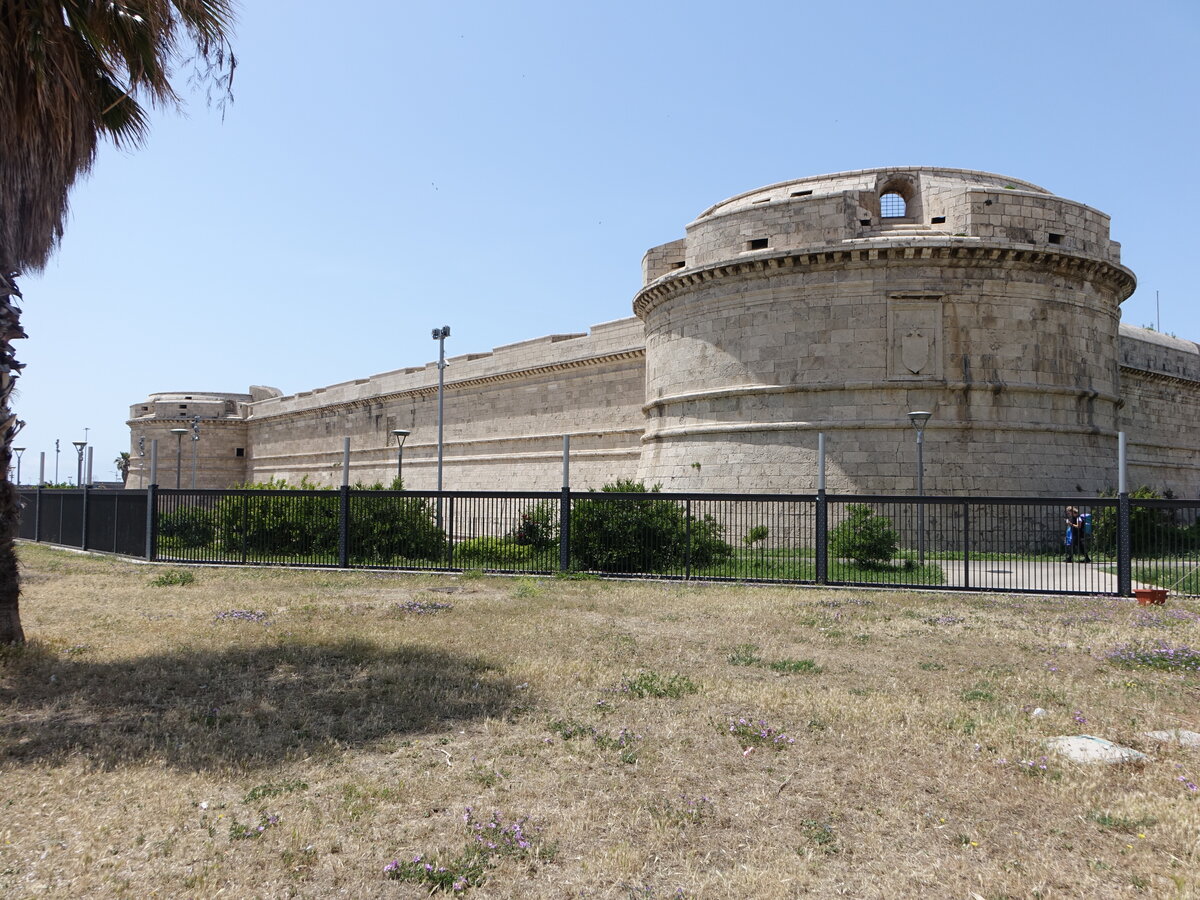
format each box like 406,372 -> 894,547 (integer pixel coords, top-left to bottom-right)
935,559 -> 1134,594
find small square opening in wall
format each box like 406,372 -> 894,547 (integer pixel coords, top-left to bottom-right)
178,404 -> 187,410
670,260 -> 685,269
860,219 -> 872,226
235,448 -> 245,457
931,216 -> 946,224
746,238 -> 769,251
1048,233 -> 1063,244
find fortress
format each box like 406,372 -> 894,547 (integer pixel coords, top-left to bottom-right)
127,168 -> 1200,497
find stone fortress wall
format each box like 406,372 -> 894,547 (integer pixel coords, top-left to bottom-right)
127,168 -> 1200,498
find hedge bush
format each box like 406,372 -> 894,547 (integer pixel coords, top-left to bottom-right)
569,480 -> 731,573
830,504 -> 898,567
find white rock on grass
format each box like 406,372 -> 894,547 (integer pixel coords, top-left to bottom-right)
1045,735 -> 1148,764
1141,729 -> 1200,749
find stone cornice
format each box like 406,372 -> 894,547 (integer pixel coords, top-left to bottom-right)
644,419 -> 1115,443
247,349 -> 646,425
643,379 -> 1120,415
1120,365 -> 1200,389
633,242 -> 1136,319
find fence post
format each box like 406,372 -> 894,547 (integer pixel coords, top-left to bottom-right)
34,484 -> 42,543
815,432 -> 827,584
961,500 -> 970,591
559,488 -> 571,573
338,485 -> 350,568
1117,492 -> 1132,597
815,491 -> 828,584
80,484 -> 90,551
685,498 -> 692,580
446,495 -> 456,568
145,484 -> 159,560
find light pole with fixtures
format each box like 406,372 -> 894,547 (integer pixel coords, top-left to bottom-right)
12,447 -> 24,486
907,411 -> 933,566
190,415 -> 201,488
169,428 -> 188,489
72,440 -> 87,488
390,429 -> 410,488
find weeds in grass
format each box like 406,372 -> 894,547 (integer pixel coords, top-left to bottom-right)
769,658 -> 821,674
385,808 -> 549,893
230,812 -> 280,840
1089,811 -> 1158,833
727,643 -> 762,666
548,718 -> 642,762
1106,643 -> 1200,673
623,671 -> 699,699
244,780 -> 308,803
649,795 -> 714,827
798,819 -> 839,854
961,687 -> 994,702
726,716 -> 795,749
151,569 -> 195,586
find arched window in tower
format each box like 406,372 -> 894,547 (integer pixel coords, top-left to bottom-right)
880,192 -> 907,218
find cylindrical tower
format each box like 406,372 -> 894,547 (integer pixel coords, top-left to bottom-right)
633,167 -> 1136,495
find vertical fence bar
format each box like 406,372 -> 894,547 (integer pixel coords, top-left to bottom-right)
34,483 -> 42,544
961,500 -> 970,591
446,495 -> 456,568
1117,493 -> 1132,597
815,491 -> 827,585
338,485 -> 350,568
559,488 -> 571,573
145,484 -> 158,560
685,498 -> 692,580
80,484 -> 90,551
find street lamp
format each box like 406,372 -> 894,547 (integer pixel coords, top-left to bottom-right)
72,440 -> 87,488
169,428 -> 188,489
12,447 -> 24,486
432,325 -> 450,527
390,429 -> 410,488
190,415 -> 201,489
907,411 -> 933,565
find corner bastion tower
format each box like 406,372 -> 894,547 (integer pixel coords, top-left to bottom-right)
130,168 -> 1199,496
635,167 -> 1140,495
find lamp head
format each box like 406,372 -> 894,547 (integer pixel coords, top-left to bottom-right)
169,428 -> 188,436
907,411 -> 933,431
72,440 -> 87,451
391,429 -> 411,446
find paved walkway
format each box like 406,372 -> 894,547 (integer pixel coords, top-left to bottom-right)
935,559 -> 1136,594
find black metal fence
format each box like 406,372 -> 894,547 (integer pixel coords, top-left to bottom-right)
16,487 -> 1200,597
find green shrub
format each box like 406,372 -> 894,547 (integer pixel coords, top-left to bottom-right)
569,480 -> 731,573
744,525 -> 769,545
509,502 -> 559,551
1092,486 -> 1200,557
158,507 -> 216,549
830,504 -> 898,567
454,537 -> 533,567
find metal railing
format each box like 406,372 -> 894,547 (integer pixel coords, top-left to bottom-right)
16,487 -> 1200,597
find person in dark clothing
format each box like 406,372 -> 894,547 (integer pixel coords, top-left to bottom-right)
1065,505 -> 1091,562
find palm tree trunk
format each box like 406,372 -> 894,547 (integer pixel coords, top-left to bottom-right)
0,270 -> 26,644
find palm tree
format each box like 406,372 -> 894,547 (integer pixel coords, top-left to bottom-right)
0,2 -> 236,643
115,452 -> 131,484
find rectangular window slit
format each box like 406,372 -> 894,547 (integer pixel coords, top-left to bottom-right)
670,261 -> 685,269
1048,233 -> 1063,244
931,216 -> 946,224
752,198 -> 771,204
859,219 -> 872,226
790,190 -> 813,197
235,448 -> 245,457
746,238 -> 769,251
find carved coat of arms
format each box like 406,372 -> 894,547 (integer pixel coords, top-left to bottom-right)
901,330 -> 931,374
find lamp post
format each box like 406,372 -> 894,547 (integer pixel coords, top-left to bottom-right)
71,440 -> 87,488
190,415 -> 201,489
432,325 -> 450,528
907,411 -> 933,565
169,428 -> 188,489
13,447 -> 24,486
390,429 -> 410,488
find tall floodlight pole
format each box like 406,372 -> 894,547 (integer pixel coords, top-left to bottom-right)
72,440 -> 87,488
908,411 -> 933,566
190,415 -> 201,489
169,428 -> 188,489
54,439 -> 60,484
12,448 -> 24,486
396,430 -> 410,484
432,326 -> 450,528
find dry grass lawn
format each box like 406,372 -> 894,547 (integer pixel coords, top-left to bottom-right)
2,544 -> 1199,898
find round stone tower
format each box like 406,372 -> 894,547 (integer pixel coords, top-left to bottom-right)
633,167 -> 1137,495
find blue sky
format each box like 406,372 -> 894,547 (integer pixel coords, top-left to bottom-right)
14,0 -> 1198,483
